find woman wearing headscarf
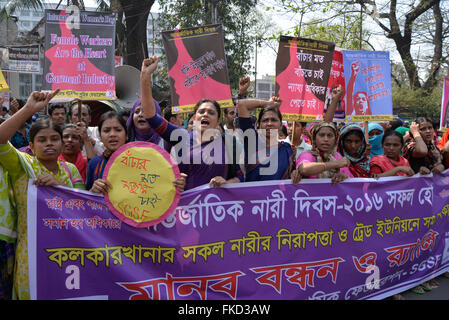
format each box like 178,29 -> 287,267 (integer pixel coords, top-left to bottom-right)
138,56 -> 242,190
126,98 -> 165,149
368,122 -> 384,160
292,121 -> 352,184
403,118 -> 444,175
337,123 -> 371,178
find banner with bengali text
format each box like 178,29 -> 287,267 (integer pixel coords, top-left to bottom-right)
28,172 -> 449,300
42,9 -> 116,102
8,45 -> 40,73
162,24 -> 233,114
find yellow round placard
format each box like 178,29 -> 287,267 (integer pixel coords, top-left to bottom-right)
103,141 -> 181,227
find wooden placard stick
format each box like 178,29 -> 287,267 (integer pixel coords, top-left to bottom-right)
364,120 -> 369,144
292,120 -> 296,145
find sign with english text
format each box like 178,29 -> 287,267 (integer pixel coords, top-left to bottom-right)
42,9 -> 116,101
28,172 -> 449,300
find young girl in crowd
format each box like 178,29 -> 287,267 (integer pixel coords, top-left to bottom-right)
0,90 -> 85,300
369,130 -> 414,177
85,111 -> 127,192
86,110 -> 186,194
337,123 -> 372,178
403,117 -> 445,175
138,56 -> 242,190
236,97 -> 294,182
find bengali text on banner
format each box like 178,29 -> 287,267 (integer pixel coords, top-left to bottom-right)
28,172 -> 449,300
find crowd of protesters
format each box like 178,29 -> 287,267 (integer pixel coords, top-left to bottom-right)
1,56 -> 448,300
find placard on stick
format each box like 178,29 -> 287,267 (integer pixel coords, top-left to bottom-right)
42,9 -> 116,102
275,36 -> 335,122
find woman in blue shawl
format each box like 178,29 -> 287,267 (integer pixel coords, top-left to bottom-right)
368,122 -> 384,160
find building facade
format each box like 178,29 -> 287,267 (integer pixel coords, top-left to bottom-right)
255,74 -> 276,100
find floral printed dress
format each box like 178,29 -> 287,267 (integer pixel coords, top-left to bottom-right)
0,142 -> 85,299
0,166 -> 16,300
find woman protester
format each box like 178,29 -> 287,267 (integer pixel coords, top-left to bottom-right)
292,85 -> 352,184
0,90 -> 85,299
402,117 -> 444,293
337,123 -> 372,178
126,97 -> 165,149
293,122 -> 352,184
367,122 -> 385,160
0,164 -> 15,300
139,56 -> 241,190
236,96 -> 294,182
402,118 -> 445,175
369,130 -> 414,177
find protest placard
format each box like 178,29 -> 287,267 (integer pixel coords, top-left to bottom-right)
42,9 -> 116,101
342,51 -> 393,122
0,69 -> 9,93
162,24 -> 233,113
323,49 -> 345,121
275,36 -> 335,121
103,141 -> 181,228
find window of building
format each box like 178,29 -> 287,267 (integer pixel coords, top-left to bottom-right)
19,73 -> 32,99
19,73 -> 42,99
33,74 -> 42,91
258,83 -> 271,91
